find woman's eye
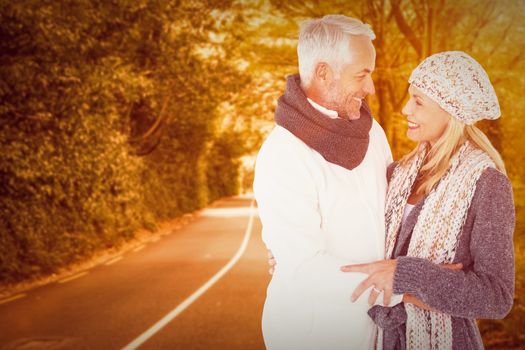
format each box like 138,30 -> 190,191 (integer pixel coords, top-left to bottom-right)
415,100 -> 422,106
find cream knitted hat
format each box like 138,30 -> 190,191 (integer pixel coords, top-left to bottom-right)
408,51 -> 500,125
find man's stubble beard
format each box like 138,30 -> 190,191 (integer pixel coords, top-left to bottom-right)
342,93 -> 363,120
326,85 -> 363,121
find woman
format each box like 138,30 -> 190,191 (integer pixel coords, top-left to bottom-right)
342,51 -> 515,349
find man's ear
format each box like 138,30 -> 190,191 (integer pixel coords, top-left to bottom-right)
315,62 -> 332,82
315,62 -> 334,86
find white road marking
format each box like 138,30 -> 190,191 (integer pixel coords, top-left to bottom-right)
58,271 -> 88,284
121,199 -> 256,350
104,256 -> 123,266
133,245 -> 145,252
0,293 -> 26,305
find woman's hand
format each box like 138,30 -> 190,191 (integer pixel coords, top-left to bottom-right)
341,259 -> 397,306
341,260 -> 463,306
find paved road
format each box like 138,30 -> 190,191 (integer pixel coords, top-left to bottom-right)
0,195 -> 270,350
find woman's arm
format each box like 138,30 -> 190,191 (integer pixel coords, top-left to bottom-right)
343,169 -> 515,318
393,169 -> 515,319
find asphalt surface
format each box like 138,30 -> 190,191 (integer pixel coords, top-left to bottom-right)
0,195 -> 269,350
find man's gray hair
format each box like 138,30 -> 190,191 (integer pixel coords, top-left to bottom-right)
297,15 -> 375,87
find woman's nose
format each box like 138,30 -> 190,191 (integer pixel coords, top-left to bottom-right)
401,101 -> 411,116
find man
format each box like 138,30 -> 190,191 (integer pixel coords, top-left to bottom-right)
253,15 -> 397,350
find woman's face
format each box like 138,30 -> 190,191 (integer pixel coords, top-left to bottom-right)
402,85 -> 452,145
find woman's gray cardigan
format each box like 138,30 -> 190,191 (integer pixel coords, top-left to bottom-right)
369,163 -> 516,350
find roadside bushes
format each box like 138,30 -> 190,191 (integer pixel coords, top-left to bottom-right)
0,0 -> 248,283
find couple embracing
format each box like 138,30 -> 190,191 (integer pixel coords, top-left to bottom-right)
253,14 -> 515,350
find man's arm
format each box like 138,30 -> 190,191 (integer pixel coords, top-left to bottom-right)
254,134 -> 333,280
254,131 -> 399,305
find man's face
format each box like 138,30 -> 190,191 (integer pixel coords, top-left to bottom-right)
324,36 -> 376,120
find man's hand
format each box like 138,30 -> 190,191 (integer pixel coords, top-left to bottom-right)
267,250 -> 276,275
403,294 -> 435,311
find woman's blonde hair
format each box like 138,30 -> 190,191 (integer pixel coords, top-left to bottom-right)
401,117 -> 506,195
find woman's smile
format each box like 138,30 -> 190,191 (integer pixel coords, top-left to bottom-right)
407,121 -> 420,129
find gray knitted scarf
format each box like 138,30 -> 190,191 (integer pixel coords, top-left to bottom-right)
275,74 -> 373,171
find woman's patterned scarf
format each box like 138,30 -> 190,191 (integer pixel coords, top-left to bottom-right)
383,141 -> 495,350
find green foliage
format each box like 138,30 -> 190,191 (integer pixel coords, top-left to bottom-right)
0,0 -> 148,281
206,131 -> 245,202
0,0 -> 250,283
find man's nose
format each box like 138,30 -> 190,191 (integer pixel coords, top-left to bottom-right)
364,77 -> 375,95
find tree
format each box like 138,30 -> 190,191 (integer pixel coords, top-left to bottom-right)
0,0 -> 250,281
